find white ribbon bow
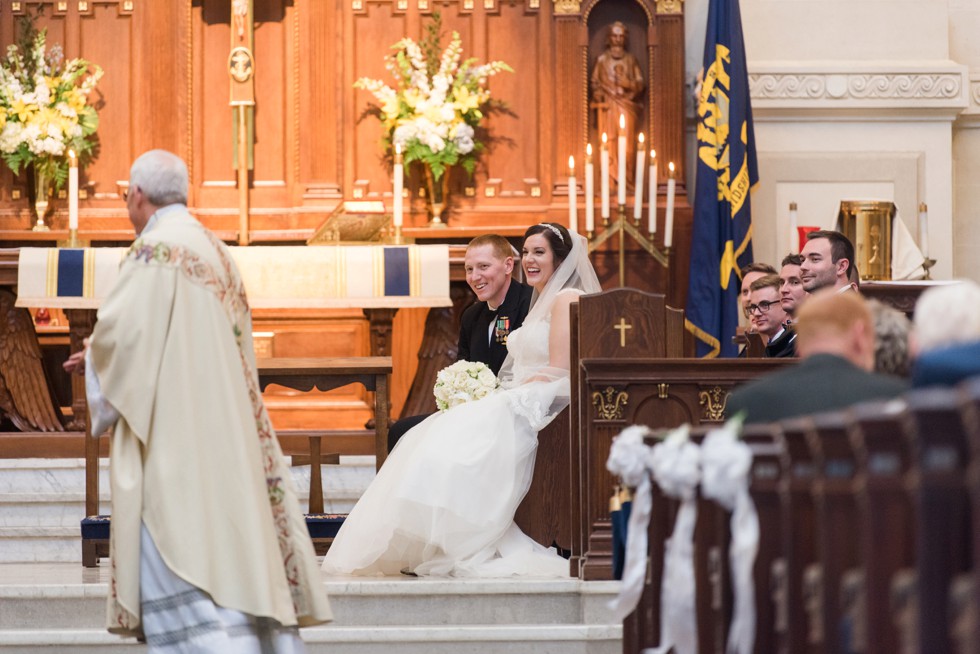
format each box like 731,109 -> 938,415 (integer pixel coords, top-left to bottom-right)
701,418 -> 759,654
649,425 -> 701,654
606,425 -> 654,622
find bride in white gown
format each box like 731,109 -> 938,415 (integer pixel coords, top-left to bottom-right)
322,222 -> 601,577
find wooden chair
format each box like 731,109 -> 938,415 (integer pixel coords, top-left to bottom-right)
81,357 -> 392,566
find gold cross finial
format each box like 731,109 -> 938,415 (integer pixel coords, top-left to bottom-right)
613,318 -> 632,347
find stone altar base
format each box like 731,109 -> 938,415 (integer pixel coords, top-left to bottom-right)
0,563 -> 621,653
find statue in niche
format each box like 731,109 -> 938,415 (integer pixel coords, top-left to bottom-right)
591,21 -> 645,188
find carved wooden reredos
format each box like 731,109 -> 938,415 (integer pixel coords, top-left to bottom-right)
0,0 -> 690,245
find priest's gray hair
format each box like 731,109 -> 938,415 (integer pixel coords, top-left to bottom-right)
129,150 -> 188,207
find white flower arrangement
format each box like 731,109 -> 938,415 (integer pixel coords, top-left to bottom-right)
0,16 -> 102,188
354,12 -> 510,182
433,360 -> 499,411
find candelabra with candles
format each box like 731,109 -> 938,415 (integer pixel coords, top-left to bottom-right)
571,115 -> 675,288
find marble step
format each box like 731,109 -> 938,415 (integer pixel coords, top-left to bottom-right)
0,624 -> 622,653
1,577 -> 617,630
0,564 -> 622,653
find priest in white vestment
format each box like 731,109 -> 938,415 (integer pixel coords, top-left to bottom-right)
65,150 -> 331,651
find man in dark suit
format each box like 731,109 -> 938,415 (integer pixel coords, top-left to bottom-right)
727,290 -> 907,423
747,273 -> 796,358
387,234 -> 533,451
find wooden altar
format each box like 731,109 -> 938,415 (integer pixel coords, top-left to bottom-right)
0,0 -> 694,302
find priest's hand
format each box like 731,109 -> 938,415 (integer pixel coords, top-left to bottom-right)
63,339 -> 89,375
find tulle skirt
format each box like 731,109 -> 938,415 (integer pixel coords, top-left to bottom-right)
321,379 -> 570,578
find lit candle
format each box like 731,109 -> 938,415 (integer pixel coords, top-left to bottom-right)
68,149 -> 78,232
585,144 -> 595,232
789,202 -> 798,253
600,133 -> 610,220
393,145 -> 404,228
617,114 -> 627,206
648,149 -> 658,234
633,133 -> 645,220
664,162 -> 676,248
918,202 -> 929,259
568,155 -> 577,234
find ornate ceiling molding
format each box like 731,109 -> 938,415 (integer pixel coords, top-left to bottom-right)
957,72 -> 980,127
747,64 -> 969,122
752,73 -> 962,100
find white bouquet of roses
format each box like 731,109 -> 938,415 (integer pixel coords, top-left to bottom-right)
433,360 -> 498,411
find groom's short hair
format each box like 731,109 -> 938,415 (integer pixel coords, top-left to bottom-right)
467,234 -> 514,261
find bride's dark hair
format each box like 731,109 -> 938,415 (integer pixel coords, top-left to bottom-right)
523,222 -> 572,265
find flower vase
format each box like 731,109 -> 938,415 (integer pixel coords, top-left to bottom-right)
32,166 -> 50,232
423,165 -> 451,229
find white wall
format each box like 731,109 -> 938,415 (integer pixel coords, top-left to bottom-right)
682,0 -> 975,280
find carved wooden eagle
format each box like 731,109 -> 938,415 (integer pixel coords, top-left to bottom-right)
0,289 -> 64,432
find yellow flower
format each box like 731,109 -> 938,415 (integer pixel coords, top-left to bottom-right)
44,76 -> 59,92
0,110 -> 6,130
10,99 -> 33,123
453,86 -> 480,112
403,89 -> 421,109
381,95 -> 400,121
67,89 -> 87,113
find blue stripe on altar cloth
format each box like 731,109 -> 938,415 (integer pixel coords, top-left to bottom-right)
56,249 -> 85,297
383,247 -> 411,296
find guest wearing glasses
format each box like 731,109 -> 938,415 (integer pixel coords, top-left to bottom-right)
726,290 -> 906,424
747,274 -> 796,358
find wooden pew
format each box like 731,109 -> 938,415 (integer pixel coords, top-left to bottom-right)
568,288 -> 685,578
807,411 -> 863,654
575,358 -> 788,580
690,428 -> 734,654
960,377 -> 980,654
741,422 -> 787,654
901,388 -> 973,654
848,400 -> 913,654
778,417 -> 821,654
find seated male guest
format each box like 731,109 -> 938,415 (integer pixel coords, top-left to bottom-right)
726,291 -> 907,423
747,274 -> 795,357
799,229 -> 857,294
778,253 -> 806,322
739,262 -> 777,322
387,234 -> 533,451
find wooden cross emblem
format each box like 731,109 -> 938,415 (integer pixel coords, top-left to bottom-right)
613,318 -> 632,347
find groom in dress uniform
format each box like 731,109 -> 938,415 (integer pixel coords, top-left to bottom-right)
387,233 -> 533,452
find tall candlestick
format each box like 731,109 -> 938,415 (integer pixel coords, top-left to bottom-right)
600,133 -> 610,220
393,145 -> 404,228
918,202 -> 929,259
617,114 -> 627,206
648,149 -> 658,234
789,201 -> 798,253
68,150 -> 78,232
633,133 -> 645,220
585,144 -> 595,232
664,162 -> 676,248
568,155 -> 577,234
